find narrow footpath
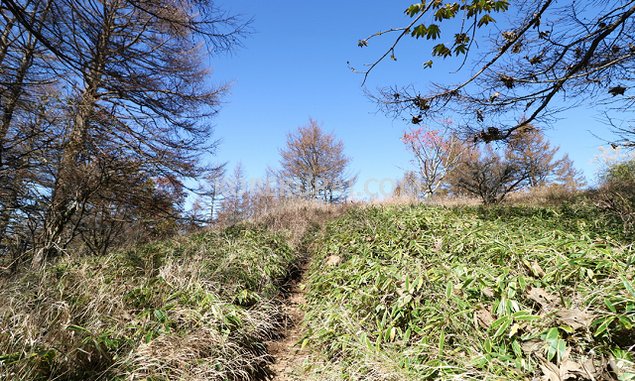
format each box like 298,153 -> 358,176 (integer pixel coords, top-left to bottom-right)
266,259 -> 309,381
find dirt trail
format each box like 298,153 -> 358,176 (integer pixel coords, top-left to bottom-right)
266,260 -> 310,381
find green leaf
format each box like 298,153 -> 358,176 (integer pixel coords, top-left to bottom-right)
604,298 -> 617,313
490,315 -> 512,338
594,316 -> 615,337
411,24 -> 428,39
512,340 -> 522,358
483,338 -> 493,353
434,3 -> 459,21
446,281 -> 453,298
621,275 -> 635,296
544,327 -> 559,341
426,24 -> 441,40
543,328 -> 566,363
454,44 -> 467,55
405,3 -> 425,17
66,324 -> 90,333
478,14 -> 496,27
512,310 -> 541,321
432,43 -> 452,58
493,1 -> 510,12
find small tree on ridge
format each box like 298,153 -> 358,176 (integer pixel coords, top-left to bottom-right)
279,119 -> 355,203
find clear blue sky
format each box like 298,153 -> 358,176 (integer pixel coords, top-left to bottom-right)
206,1 -> 618,199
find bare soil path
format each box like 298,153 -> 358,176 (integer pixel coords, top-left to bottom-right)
266,259 -> 310,381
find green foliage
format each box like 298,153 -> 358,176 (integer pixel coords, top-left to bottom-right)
0,223 -> 295,380
402,0 -> 510,67
301,205 -> 634,380
604,160 -> 635,185
598,159 -> 635,232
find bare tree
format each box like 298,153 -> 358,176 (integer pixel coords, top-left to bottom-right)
217,163 -> 250,225
357,1 -> 635,144
0,0 -> 248,265
393,170 -> 421,199
0,0 -> 60,263
279,119 -> 356,203
448,126 -> 584,203
195,164 -> 227,224
402,126 -> 468,198
449,145 -> 529,204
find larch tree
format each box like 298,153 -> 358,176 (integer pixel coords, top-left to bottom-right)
217,162 -> 250,225
0,0 -> 248,266
505,125 -> 585,189
279,119 -> 355,203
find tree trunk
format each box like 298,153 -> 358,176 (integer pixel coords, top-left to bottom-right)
33,21 -> 108,265
0,27 -> 40,252
0,17 -> 15,70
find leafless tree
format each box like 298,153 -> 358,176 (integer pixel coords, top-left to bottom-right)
402,126 -> 469,198
450,145 -> 529,204
216,162 -> 251,225
0,0 -> 248,265
278,119 -> 356,203
448,126 -> 584,203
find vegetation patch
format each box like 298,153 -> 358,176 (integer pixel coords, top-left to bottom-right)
301,205 -> 635,380
0,224 -> 294,380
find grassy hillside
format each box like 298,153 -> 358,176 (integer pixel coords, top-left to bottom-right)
301,204 -> 635,380
0,224 -> 295,380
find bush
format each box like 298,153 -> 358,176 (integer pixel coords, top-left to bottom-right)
597,159 -> 635,232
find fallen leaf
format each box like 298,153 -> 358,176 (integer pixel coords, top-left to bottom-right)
482,287 -> 494,298
540,361 -> 562,381
539,357 -> 588,380
531,261 -> 546,277
582,358 -> 598,380
560,359 -> 586,379
325,255 -> 342,266
556,308 -> 595,330
433,238 -> 443,252
521,339 -> 543,355
475,307 -> 494,328
528,287 -> 559,310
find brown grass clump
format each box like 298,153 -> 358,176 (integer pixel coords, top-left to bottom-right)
378,186 -> 586,209
251,198 -> 347,248
504,185 -> 587,207
374,195 -> 482,208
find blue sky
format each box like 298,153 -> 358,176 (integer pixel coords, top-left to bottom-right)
206,1 -> 619,199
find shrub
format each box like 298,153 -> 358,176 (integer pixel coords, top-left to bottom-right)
597,159 -> 635,232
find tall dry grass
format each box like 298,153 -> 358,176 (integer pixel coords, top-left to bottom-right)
250,198 -> 346,247
0,225 -> 293,380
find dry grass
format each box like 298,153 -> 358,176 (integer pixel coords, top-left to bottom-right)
378,186 -> 586,209
250,198 -> 348,248
0,198 -> 347,381
375,195 -> 482,208
0,224 -> 294,380
504,185 -> 587,207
